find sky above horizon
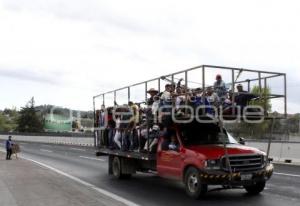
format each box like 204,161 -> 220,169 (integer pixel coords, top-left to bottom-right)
0,0 -> 300,113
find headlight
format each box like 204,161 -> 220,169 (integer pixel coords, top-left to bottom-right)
205,159 -> 221,170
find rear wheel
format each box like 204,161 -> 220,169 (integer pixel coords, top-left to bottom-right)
184,167 -> 207,199
112,156 -> 122,179
111,156 -> 132,179
244,181 -> 266,195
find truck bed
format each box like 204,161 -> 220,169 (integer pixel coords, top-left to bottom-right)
96,148 -> 157,161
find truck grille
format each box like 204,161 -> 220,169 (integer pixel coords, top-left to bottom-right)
221,154 -> 263,173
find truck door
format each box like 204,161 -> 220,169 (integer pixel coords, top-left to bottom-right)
157,131 -> 182,179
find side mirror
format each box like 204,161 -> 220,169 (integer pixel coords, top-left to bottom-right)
239,137 -> 245,145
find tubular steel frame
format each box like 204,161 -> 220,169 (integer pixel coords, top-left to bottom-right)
93,64 -> 287,118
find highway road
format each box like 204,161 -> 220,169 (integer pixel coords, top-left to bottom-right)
1,140 -> 300,206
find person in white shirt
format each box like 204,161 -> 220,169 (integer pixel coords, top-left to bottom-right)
160,84 -> 172,103
206,86 -> 220,106
113,116 -> 122,149
213,74 -> 227,101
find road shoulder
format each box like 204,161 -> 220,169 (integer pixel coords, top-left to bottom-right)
0,152 -> 127,206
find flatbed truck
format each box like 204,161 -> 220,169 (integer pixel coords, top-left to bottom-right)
93,65 -> 286,199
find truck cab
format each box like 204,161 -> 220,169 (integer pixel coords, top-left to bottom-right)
156,121 -> 273,198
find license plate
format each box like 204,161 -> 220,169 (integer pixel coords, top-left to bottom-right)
241,174 -> 252,181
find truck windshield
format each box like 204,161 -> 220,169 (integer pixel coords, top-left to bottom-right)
179,122 -> 237,146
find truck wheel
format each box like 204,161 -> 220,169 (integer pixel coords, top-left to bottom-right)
184,167 -> 207,199
244,181 -> 266,195
112,156 -> 132,179
112,156 -> 122,179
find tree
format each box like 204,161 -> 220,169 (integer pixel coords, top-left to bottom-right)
17,97 -> 44,132
233,86 -> 273,138
0,108 -> 18,132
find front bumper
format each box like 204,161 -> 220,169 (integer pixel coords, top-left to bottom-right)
200,163 -> 274,186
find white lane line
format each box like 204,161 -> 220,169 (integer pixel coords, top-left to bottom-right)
79,156 -> 105,162
40,149 -> 53,153
70,148 -> 86,151
274,172 -> 300,178
19,142 -> 28,145
41,145 -> 53,148
21,157 -> 139,206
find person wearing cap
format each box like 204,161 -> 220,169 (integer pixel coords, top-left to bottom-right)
147,88 -> 159,106
145,88 -> 160,127
213,74 -> 227,101
5,136 -> 13,160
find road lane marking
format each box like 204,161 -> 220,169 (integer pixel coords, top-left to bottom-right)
41,144 -> 52,147
79,156 -> 105,162
19,142 -> 28,145
274,172 -> 300,178
40,149 -> 53,153
70,148 -> 86,151
20,157 -> 140,206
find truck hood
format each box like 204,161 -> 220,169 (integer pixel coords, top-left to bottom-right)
186,144 -> 264,159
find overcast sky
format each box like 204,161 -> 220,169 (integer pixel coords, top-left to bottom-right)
0,0 -> 300,113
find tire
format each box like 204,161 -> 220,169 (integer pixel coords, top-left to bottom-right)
244,181 -> 266,195
111,156 -> 132,179
112,156 -> 122,179
184,167 -> 207,199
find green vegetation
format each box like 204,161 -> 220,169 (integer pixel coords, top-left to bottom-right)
229,86 -> 272,138
0,108 -> 18,132
16,97 -> 44,132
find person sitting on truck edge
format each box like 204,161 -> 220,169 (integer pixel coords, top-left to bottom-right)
143,124 -> 160,152
214,74 -> 227,102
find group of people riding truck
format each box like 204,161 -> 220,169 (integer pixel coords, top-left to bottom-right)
95,74 -> 258,153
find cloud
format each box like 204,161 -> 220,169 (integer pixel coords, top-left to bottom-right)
0,0 -> 300,113
0,66 -> 62,85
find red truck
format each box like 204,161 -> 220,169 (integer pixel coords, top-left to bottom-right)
97,121 -> 273,198
93,65 -> 286,199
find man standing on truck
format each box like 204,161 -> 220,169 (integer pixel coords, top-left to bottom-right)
235,84 -> 257,109
214,74 -> 227,102
128,101 -> 140,151
160,84 -> 173,128
146,88 -> 159,125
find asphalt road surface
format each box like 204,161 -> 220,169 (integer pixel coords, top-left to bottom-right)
1,140 -> 300,206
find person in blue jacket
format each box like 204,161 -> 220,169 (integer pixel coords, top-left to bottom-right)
5,136 -> 13,160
